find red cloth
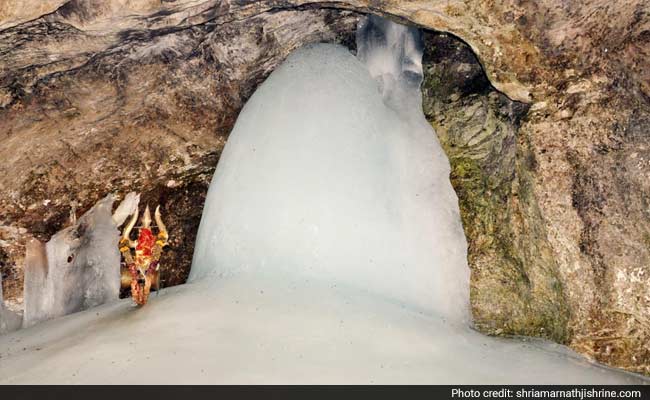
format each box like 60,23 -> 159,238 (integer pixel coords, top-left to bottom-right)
136,228 -> 155,256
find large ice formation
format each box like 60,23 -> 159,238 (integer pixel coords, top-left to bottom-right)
191,17 -> 469,323
0,17 -> 647,384
22,192 -> 139,327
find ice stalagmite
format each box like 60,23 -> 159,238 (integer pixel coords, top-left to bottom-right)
191,17 -> 469,323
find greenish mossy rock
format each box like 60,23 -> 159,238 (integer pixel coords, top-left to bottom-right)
422,33 -> 570,343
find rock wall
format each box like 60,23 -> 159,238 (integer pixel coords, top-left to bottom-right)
421,32 -> 570,344
411,1 -> 650,373
1,0 -> 648,375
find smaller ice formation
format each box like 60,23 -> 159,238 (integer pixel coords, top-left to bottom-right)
22,192 -> 139,328
356,15 -> 425,111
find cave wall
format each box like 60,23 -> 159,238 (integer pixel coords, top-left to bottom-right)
421,32 -> 570,344
416,2 -> 650,373
1,0 -> 649,375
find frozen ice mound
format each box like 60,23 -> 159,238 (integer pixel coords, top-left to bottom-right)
0,276 -> 646,384
191,41 -> 470,323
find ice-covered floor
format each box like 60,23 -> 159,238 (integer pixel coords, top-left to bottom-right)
1,18 -> 648,385
1,275 -> 647,384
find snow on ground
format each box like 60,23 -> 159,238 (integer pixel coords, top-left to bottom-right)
0,275 -> 646,384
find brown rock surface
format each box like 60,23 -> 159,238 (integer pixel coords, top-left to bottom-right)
1,0 -> 648,375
